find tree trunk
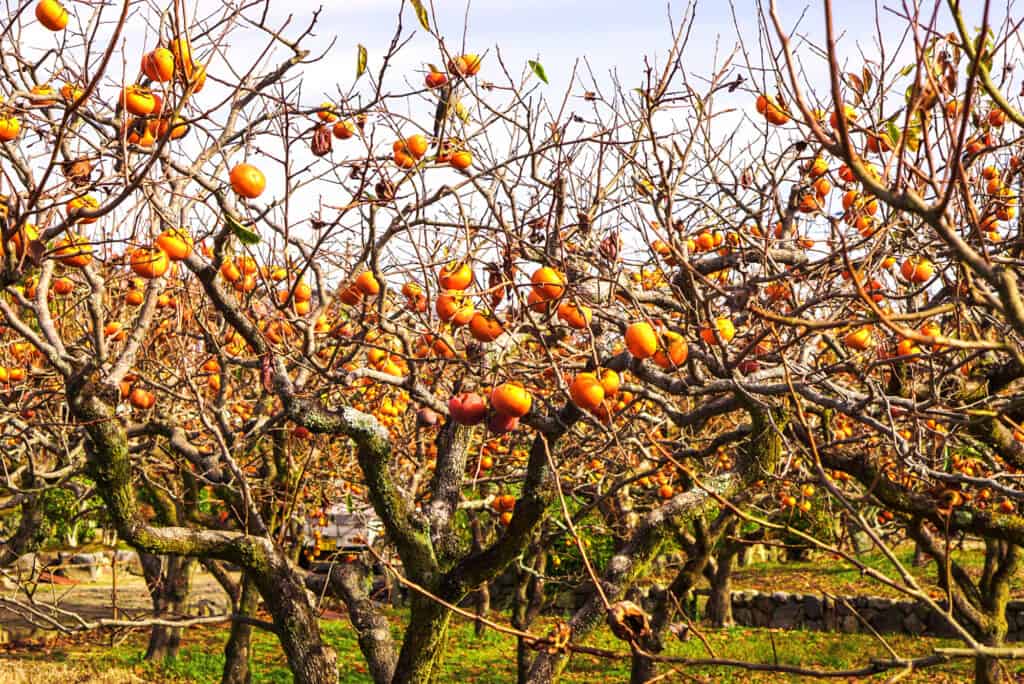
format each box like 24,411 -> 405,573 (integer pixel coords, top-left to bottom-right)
392,594 -> 451,684
707,531 -> 739,628
251,556 -> 338,684
513,551 -> 546,684
222,574 -> 259,684
141,553 -> 194,661
975,653 -> 1001,684
306,563 -> 397,684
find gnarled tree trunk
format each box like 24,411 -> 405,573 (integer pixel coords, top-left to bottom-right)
222,574 -> 259,684
141,553 -> 195,660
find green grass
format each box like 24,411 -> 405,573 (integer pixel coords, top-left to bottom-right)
0,609 -> 992,683
731,542 -> 1014,600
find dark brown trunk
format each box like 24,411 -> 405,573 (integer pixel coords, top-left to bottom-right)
707,533 -> 740,628
141,553 -> 194,661
222,574 -> 259,684
513,550 -> 546,684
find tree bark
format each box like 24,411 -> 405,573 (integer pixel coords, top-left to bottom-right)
141,553 -> 194,661
222,574 -> 259,684
707,525 -> 740,628
307,563 -> 397,684
392,593 -> 451,684
71,381 -> 339,684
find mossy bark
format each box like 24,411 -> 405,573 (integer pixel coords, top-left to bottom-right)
392,594 -> 452,684
222,575 -> 259,684
69,382 -> 338,684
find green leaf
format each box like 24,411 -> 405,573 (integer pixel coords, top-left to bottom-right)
356,44 -> 368,79
410,0 -> 430,31
225,212 -> 260,245
528,60 -> 549,85
885,119 -> 901,146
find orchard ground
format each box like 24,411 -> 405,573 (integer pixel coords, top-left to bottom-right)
0,543 -> 1016,682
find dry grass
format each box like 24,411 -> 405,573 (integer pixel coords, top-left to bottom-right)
0,659 -> 148,684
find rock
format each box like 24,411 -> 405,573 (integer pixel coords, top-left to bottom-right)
871,606 -> 904,634
866,596 -> 891,611
769,601 -> 803,629
839,615 -> 860,633
904,612 -> 926,635
803,595 -> 823,619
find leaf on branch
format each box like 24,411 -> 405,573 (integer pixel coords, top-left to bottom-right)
410,0 -> 430,31
225,212 -> 260,245
356,44 -> 368,79
528,59 -> 549,85
261,353 -> 275,394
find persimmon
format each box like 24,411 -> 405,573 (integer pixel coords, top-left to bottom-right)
449,392 -> 487,425
0,115 -> 21,141
317,102 -> 338,123
54,235 -> 93,267
625,322 -> 658,359
900,257 -> 934,284
36,0 -> 69,31
439,261 -> 473,290
220,260 -> 241,282
598,369 -> 620,396
531,266 -> 565,300
450,150 -> 473,170
125,290 -> 144,306
156,228 -> 193,261
843,327 -> 874,351
425,71 -> 448,88
570,373 -> 605,412
490,382 -> 532,417
449,54 -> 482,76
526,289 -> 550,314
444,292 -> 475,326
333,120 -> 356,139
469,313 -> 503,342
988,108 -> 1007,128
64,194 -> 99,224
653,330 -> 688,368
52,276 -> 74,295
404,134 -> 429,159
142,48 -> 175,82
557,301 -> 592,329
129,387 -> 156,410
700,317 -> 736,345
393,150 -> 416,169
130,247 -> 170,279
807,157 -> 828,177
354,271 -> 381,296
120,85 -> 157,116
658,484 -> 674,499
229,163 -> 267,199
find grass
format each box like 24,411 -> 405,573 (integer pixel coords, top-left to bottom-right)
730,541 -> 1018,600
0,609 -> 996,683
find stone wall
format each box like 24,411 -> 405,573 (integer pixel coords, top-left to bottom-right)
725,590 -> 1024,641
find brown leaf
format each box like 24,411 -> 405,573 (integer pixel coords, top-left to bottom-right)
311,125 -> 332,157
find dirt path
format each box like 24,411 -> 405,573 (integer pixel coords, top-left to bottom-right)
0,570 -> 231,642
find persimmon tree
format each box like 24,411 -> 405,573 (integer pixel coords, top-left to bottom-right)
8,1 -> 1024,684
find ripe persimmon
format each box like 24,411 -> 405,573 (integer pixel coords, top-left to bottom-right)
36,0 -> 69,31
229,163 -> 266,199
491,382 -> 532,417
625,322 -> 658,359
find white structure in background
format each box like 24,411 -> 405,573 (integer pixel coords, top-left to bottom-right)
304,504 -> 383,555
